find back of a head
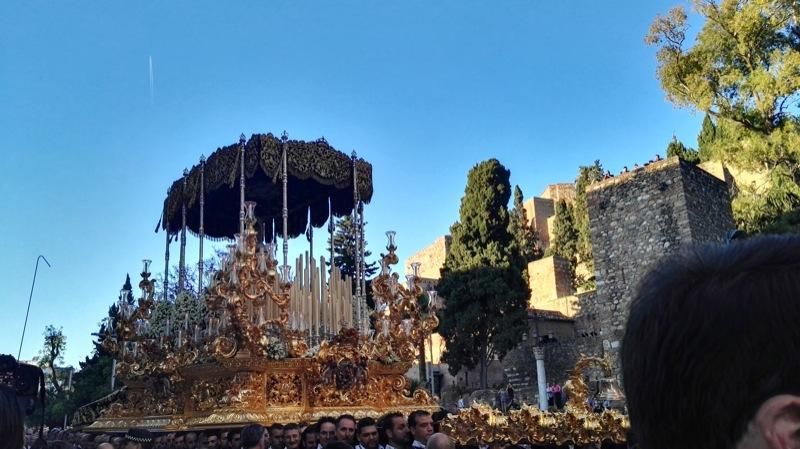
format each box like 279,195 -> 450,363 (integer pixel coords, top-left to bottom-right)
622,235 -> 800,449
0,385 -> 24,449
240,425 -> 265,449
425,434 -> 453,449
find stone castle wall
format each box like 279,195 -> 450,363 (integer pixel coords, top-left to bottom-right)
528,256 -> 574,309
405,235 -> 451,280
524,197 -> 555,248
540,183 -> 576,203
584,157 -> 734,375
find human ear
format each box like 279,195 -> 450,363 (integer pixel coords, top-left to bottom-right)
754,395 -> 800,449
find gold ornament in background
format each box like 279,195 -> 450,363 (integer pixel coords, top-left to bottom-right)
440,356 -> 629,446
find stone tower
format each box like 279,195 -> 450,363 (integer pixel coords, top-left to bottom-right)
583,157 -> 735,371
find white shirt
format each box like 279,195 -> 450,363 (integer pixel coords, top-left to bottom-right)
412,441 -> 426,449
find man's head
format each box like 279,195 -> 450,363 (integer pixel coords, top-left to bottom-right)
240,425 -> 266,449
301,426 -> 317,449
424,434 -> 452,449
317,417 -> 336,447
185,433 -> 198,449
335,415 -> 356,444
622,235 -> 800,449
228,431 -> 241,449
355,418 -> 379,449
220,432 -> 229,449
267,424 -> 284,449
408,411 -> 432,445
207,432 -> 220,449
123,428 -> 153,449
174,434 -> 186,449
379,413 -> 409,446
283,424 -> 301,449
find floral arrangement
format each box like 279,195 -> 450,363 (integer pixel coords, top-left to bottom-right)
261,326 -> 288,360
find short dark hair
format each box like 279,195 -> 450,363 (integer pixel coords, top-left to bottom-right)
268,424 -> 284,434
335,415 -> 355,428
378,412 -> 403,431
228,430 -> 240,442
283,423 -> 300,433
407,411 -> 430,429
622,235 -> 800,449
356,417 -> 376,435
240,424 -> 265,449
318,417 -> 336,427
301,426 -> 316,440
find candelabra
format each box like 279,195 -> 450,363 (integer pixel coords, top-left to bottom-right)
205,201 -> 299,359
366,231 -> 440,364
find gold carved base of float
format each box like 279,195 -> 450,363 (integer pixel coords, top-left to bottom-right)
86,360 -> 437,432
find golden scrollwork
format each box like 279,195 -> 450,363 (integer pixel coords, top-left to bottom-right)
266,373 -> 302,406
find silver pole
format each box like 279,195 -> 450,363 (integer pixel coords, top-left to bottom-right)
329,198 -> 334,276
281,132 -> 289,275
18,255 -> 51,359
199,155 -> 206,297
164,213 -> 170,302
179,168 -> 188,292
111,358 -> 117,390
239,134 -> 246,236
351,151 -> 361,328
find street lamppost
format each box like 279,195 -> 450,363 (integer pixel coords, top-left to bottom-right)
18,255 -> 52,359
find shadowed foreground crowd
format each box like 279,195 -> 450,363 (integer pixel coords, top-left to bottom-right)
11,411 -> 624,449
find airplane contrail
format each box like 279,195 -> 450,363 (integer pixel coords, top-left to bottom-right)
149,55 -> 154,104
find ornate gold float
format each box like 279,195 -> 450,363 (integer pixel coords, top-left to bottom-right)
78,134 -> 439,431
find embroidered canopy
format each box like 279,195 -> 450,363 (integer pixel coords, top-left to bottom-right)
160,133 -> 373,240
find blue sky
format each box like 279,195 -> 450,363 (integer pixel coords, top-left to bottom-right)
0,1 -> 703,368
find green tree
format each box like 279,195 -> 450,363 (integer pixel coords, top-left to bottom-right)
508,185 -> 543,263
666,136 -> 701,164
647,0 -> 800,233
34,325 -> 74,427
574,161 -> 605,289
36,325 -> 67,396
697,113 -> 718,162
326,215 -> 378,281
550,200 -> 579,288
437,159 -> 530,388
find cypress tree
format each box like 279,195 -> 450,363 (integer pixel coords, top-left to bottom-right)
508,185 -> 542,263
697,113 -> 717,162
551,200 -> 578,289
573,161 -> 604,289
438,159 -> 530,389
666,136 -> 700,164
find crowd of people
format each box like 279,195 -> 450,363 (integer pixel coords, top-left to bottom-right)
4,407 -> 627,449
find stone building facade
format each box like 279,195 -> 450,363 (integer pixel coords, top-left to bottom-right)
405,235 -> 451,282
580,157 -> 734,373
